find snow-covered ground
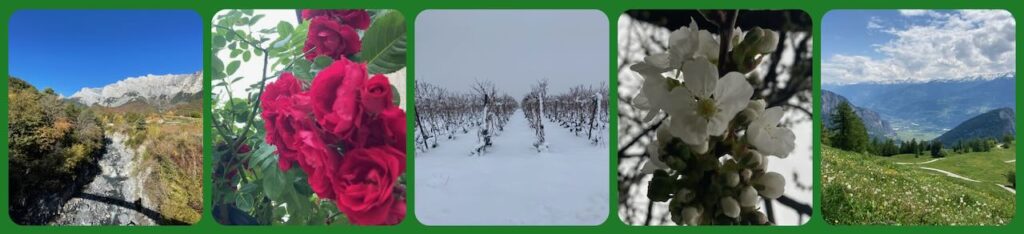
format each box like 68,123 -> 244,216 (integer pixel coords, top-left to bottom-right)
416,109 -> 609,225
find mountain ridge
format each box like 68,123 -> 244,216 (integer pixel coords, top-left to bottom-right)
820,90 -> 897,140
69,72 -> 202,110
934,108 -> 1016,145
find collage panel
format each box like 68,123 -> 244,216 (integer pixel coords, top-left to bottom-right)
7,10 -> 203,225
210,9 -> 408,225
821,9 -> 1016,225
617,10 -> 814,226
413,10 -> 610,226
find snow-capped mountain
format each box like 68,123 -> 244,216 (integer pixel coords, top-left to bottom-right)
824,72 -> 1015,86
69,72 -> 202,108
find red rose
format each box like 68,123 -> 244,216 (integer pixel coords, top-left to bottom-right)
310,57 -> 366,143
350,107 -> 407,151
360,74 -> 393,115
295,130 -> 342,199
378,107 -> 407,152
301,10 -> 370,30
332,147 -> 406,225
304,16 -> 361,61
260,73 -> 317,171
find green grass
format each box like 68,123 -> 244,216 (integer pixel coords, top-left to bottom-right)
883,146 -> 1015,183
822,146 -> 1015,225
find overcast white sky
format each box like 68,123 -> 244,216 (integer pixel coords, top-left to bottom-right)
415,10 -> 608,97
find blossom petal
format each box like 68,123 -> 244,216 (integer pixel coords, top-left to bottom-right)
696,30 -> 720,62
707,72 -> 752,136
682,57 -> 717,99
667,88 -> 708,146
643,53 -> 674,71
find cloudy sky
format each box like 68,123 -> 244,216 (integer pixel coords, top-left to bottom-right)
416,10 -> 608,97
822,10 -> 1015,85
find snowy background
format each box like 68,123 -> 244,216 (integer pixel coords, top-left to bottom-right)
616,11 -> 814,226
414,10 -> 610,225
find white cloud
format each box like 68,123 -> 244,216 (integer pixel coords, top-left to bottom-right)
825,10 -> 1015,84
898,10 -> 931,17
866,16 -> 884,30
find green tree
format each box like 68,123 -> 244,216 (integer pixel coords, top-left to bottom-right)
830,101 -> 868,153
931,141 -> 945,158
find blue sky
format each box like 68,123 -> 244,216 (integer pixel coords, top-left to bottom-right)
416,10 -> 607,97
822,10 -> 1016,84
821,10 -> 901,60
8,10 -> 201,96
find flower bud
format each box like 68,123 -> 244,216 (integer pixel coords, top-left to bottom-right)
721,196 -> 740,218
754,172 -> 785,199
749,150 -> 764,168
723,171 -> 740,187
676,188 -> 695,203
752,211 -> 769,224
739,186 -> 759,207
681,206 -> 702,226
746,99 -> 766,113
741,168 -> 753,182
691,141 -> 709,154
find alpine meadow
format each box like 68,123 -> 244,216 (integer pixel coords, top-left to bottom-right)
821,10 -> 1016,225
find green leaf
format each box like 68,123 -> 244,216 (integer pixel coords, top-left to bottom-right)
243,51 -> 252,62
356,10 -> 407,75
212,56 -> 226,80
213,35 -> 226,49
263,167 -> 287,201
235,193 -> 254,212
230,49 -> 242,58
647,170 -> 675,202
226,61 -> 241,75
249,15 -> 265,25
276,21 -> 294,36
292,59 -> 313,81
312,55 -> 333,70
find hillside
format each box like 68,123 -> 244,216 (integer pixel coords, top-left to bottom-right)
825,74 -> 1015,130
822,146 -> 1015,225
821,90 -> 897,139
934,108 -> 1015,145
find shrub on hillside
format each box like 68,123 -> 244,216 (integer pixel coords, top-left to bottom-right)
1008,170 -> 1016,188
8,77 -> 105,224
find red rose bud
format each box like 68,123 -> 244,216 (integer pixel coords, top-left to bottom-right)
304,16 -> 361,61
361,74 -> 393,114
332,146 -> 406,225
310,57 -> 367,142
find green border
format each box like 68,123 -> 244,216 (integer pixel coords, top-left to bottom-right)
0,0 -> 1019,233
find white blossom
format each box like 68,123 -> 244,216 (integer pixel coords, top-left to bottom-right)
665,57 -> 753,148
747,106 -> 796,158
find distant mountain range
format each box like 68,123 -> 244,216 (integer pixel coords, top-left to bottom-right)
821,90 -> 897,140
69,72 -> 202,111
934,108 -> 1016,145
824,73 -> 1014,129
